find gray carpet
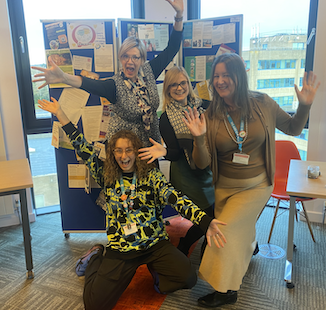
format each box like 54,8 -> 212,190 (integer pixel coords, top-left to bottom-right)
0,206 -> 325,310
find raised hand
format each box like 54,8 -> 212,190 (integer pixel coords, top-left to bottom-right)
32,56 -> 66,89
206,219 -> 227,248
166,0 -> 184,14
294,71 -> 320,106
138,138 -> 167,163
183,106 -> 207,137
38,97 -> 61,115
38,97 -> 70,126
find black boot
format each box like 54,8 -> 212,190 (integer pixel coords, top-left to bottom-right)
253,242 -> 259,256
198,290 -> 237,308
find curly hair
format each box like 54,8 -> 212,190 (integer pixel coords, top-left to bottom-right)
104,130 -> 155,186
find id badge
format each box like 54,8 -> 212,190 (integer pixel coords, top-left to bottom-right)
122,223 -> 138,236
232,153 -> 250,165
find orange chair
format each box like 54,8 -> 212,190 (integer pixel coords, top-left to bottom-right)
268,140 -> 315,243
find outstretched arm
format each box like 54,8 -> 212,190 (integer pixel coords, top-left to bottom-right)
32,56 -> 82,89
166,0 -> 184,31
38,97 -> 70,126
138,138 -> 167,163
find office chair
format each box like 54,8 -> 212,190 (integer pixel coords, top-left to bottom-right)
268,140 -> 316,243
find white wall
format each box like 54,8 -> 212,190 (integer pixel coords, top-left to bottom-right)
302,0 -> 326,223
0,0 -> 35,226
145,0 -> 188,21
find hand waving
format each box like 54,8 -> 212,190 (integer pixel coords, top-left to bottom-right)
138,138 -> 167,163
38,97 -> 61,115
294,71 -> 320,106
165,0 -> 184,14
32,56 -> 65,89
183,107 -> 207,137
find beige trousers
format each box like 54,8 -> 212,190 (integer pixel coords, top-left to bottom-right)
199,171 -> 273,293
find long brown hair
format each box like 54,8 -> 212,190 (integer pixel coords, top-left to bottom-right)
104,130 -> 155,186
206,53 -> 253,121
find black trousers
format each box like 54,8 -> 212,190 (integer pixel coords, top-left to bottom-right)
83,240 -> 197,310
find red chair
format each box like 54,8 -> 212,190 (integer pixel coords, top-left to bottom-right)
268,140 -> 315,243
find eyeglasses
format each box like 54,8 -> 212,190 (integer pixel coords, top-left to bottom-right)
169,80 -> 188,90
121,55 -> 141,62
113,148 -> 134,156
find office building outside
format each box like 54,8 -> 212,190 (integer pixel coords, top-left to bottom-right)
242,32 -> 308,159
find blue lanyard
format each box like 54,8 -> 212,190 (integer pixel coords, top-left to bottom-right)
226,113 -> 245,152
119,172 -> 137,225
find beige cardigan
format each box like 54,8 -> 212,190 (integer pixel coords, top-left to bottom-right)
193,93 -> 311,186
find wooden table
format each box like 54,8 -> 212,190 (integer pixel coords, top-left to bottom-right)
0,159 -> 34,279
285,159 -> 326,288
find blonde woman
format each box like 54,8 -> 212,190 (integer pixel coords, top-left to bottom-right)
139,66 -> 215,257
32,0 -> 184,147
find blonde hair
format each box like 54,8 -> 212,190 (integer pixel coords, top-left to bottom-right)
104,130 -> 155,186
118,37 -> 147,64
162,66 -> 196,111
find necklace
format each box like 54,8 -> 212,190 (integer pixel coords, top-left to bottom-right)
119,172 -> 137,228
224,114 -> 248,152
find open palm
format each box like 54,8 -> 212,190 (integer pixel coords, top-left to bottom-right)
294,71 -> 320,106
183,107 -> 207,137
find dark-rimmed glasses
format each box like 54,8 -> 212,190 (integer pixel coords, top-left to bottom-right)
121,55 -> 141,63
169,80 -> 188,90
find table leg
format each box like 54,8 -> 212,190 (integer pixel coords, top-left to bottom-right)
19,189 -> 34,279
284,195 -> 295,288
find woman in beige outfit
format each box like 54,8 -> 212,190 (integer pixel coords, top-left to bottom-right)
184,53 -> 320,308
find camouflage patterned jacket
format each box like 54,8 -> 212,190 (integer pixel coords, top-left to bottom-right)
62,122 -> 212,254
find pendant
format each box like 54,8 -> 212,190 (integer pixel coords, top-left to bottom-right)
239,130 -> 246,138
121,194 -> 127,201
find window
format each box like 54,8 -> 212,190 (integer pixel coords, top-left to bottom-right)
201,0 -> 317,159
293,42 -> 305,49
258,59 -> 296,70
257,78 -> 295,89
8,0 -> 131,213
301,59 -> 305,68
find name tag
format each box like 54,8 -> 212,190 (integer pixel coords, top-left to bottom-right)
232,153 -> 250,165
122,223 -> 138,236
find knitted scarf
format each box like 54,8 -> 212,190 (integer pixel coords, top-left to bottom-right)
166,96 -> 203,169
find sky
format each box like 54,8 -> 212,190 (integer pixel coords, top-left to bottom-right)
23,0 -> 311,65
201,0 -> 311,50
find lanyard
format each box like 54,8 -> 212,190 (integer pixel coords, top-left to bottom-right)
119,172 -> 137,226
225,113 -> 246,153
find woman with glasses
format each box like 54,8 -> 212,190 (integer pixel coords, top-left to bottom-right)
138,66 -> 214,257
183,53 -> 320,308
37,96 -> 227,310
32,0 -> 184,147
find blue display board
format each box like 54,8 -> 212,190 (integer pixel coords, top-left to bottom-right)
40,15 -> 243,233
41,19 -> 116,232
182,15 -> 243,83
118,18 -> 175,63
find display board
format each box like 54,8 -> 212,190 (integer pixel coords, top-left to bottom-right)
41,19 -> 116,232
182,15 -> 243,84
40,15 -> 243,233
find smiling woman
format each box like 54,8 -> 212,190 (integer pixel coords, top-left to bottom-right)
32,0 -> 185,147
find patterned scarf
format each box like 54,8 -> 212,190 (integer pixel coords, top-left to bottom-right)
120,68 -> 152,131
166,96 -> 203,169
